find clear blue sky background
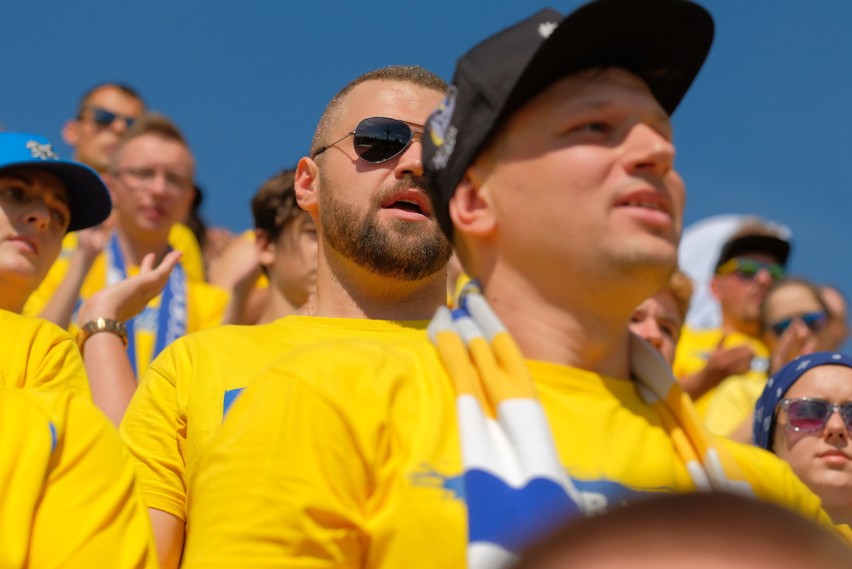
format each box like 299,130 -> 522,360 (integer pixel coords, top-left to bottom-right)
4,1 -> 852,321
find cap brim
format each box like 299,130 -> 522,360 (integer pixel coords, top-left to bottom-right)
0,160 -> 111,232
716,234 -> 792,269
503,0 -> 714,123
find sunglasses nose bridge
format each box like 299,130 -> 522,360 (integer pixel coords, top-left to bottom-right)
750,265 -> 776,285
396,131 -> 424,168
110,116 -> 132,132
823,406 -> 851,434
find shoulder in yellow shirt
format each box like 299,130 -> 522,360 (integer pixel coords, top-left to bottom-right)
0,388 -> 157,568
120,315 -> 429,522
673,326 -> 769,432
0,309 -> 90,398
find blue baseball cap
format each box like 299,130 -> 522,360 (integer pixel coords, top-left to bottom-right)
0,132 -> 111,231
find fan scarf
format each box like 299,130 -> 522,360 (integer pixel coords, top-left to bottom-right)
427,281 -> 757,569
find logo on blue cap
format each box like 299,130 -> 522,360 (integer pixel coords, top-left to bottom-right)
24,140 -> 58,160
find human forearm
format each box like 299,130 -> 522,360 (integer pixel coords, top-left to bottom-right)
678,367 -> 726,400
39,249 -> 97,328
80,328 -> 136,426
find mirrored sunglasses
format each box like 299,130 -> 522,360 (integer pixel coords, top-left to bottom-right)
779,397 -> 852,432
716,258 -> 784,281
770,311 -> 828,337
86,107 -> 137,129
311,116 -> 419,163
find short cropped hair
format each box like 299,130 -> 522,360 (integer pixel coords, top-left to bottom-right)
511,492 -> 852,569
109,113 -> 191,172
251,169 -> 302,241
76,82 -> 145,118
309,65 -> 447,157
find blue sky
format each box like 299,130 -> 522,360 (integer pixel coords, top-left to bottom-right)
4,1 -> 852,324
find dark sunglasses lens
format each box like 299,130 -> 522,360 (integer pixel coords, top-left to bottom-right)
788,400 -> 829,431
773,312 -> 827,336
768,264 -> 784,279
353,118 -> 412,163
771,319 -> 791,337
736,260 -> 760,278
90,108 -> 133,128
803,312 -> 827,332
92,108 -> 118,126
841,405 -> 852,429
732,260 -> 783,280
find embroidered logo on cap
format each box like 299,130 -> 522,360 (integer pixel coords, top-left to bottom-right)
538,21 -> 558,38
427,86 -> 458,170
26,140 -> 58,160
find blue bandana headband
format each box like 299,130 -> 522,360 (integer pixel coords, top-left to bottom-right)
753,352 -> 852,450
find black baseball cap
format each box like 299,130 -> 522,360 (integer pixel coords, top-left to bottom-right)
715,234 -> 792,271
423,0 -> 715,239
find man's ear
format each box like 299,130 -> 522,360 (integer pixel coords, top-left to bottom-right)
61,120 -> 80,147
295,157 -> 320,214
255,229 -> 275,269
448,170 -> 496,239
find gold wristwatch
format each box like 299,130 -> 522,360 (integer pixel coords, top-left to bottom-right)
78,318 -> 128,349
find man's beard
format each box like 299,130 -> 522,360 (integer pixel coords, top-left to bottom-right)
318,172 -> 453,281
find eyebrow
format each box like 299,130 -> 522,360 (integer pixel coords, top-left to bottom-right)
573,98 -> 672,129
0,172 -> 32,184
0,171 -> 71,207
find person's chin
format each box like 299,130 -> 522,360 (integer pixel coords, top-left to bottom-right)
0,260 -> 41,288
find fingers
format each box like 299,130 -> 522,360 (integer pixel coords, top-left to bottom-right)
139,253 -> 157,273
780,321 -> 812,356
709,343 -> 754,376
769,321 -> 816,373
141,251 -> 182,279
156,251 -> 183,275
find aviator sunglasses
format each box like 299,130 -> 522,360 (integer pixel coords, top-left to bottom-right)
779,397 -> 852,432
84,107 -> 137,129
716,258 -> 784,281
311,117 -> 421,163
770,311 -> 828,337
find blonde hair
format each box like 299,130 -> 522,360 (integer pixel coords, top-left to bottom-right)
109,113 -> 191,173
667,269 -> 694,321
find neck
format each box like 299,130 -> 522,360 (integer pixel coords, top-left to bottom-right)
0,282 -> 29,314
256,287 -> 302,325
722,316 -> 762,340
824,501 -> 852,527
480,265 -> 643,380
312,253 -> 446,321
113,225 -> 171,267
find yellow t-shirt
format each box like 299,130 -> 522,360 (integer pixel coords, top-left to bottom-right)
24,229 -> 228,378
168,222 -> 206,282
673,326 -> 769,435
0,309 -> 90,398
0,387 -> 157,568
182,337 -> 829,568
120,315 -> 429,522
